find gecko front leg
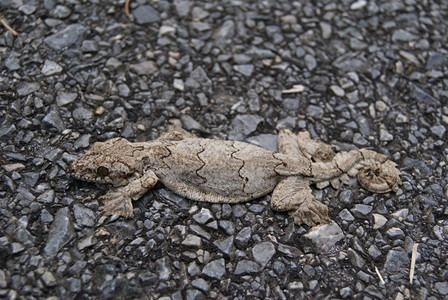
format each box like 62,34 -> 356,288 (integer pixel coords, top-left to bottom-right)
99,170 -> 159,217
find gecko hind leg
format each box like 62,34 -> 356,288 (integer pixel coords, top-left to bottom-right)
277,129 -> 304,157
278,129 -> 340,189
271,176 -> 331,227
296,131 -> 335,162
277,129 -> 334,162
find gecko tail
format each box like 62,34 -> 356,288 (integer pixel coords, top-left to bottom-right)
348,149 -> 402,193
314,149 -> 402,194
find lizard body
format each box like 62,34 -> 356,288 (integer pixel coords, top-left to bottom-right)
70,124 -> 401,226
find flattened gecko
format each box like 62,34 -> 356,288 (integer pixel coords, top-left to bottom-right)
69,122 -> 401,226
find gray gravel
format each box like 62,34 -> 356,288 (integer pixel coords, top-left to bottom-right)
1,0 -> 447,299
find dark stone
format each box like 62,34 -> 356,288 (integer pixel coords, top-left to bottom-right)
185,66 -> 212,88
234,260 -> 259,275
17,82 -> 39,96
277,243 -> 303,257
42,107 -> 65,132
228,114 -> 263,140
426,53 -> 448,69
213,236 -> 234,257
44,24 -> 87,51
133,5 -> 161,24
202,258 -> 226,279
139,271 -> 157,285
246,134 -> 278,152
409,83 -> 439,106
43,207 -> 75,257
383,250 -> 409,273
0,124 -> 16,139
235,227 -> 252,248
301,222 -> 344,252
403,157 -> 432,176
252,242 -> 275,266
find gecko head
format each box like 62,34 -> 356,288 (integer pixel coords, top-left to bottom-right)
70,137 -> 139,187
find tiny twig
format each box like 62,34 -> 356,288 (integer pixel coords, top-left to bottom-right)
124,0 -> 131,17
410,243 -> 419,284
375,266 -> 385,285
0,15 -> 18,36
281,84 -> 305,94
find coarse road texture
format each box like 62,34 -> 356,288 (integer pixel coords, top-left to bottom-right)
0,0 -> 447,299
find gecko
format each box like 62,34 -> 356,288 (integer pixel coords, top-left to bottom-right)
69,121 -> 401,227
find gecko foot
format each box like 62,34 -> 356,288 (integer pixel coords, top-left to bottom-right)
99,190 -> 134,218
292,199 -> 331,227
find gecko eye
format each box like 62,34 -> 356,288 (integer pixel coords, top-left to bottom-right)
96,166 -> 110,177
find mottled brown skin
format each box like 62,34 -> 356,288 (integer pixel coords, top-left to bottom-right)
70,124 -> 401,227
